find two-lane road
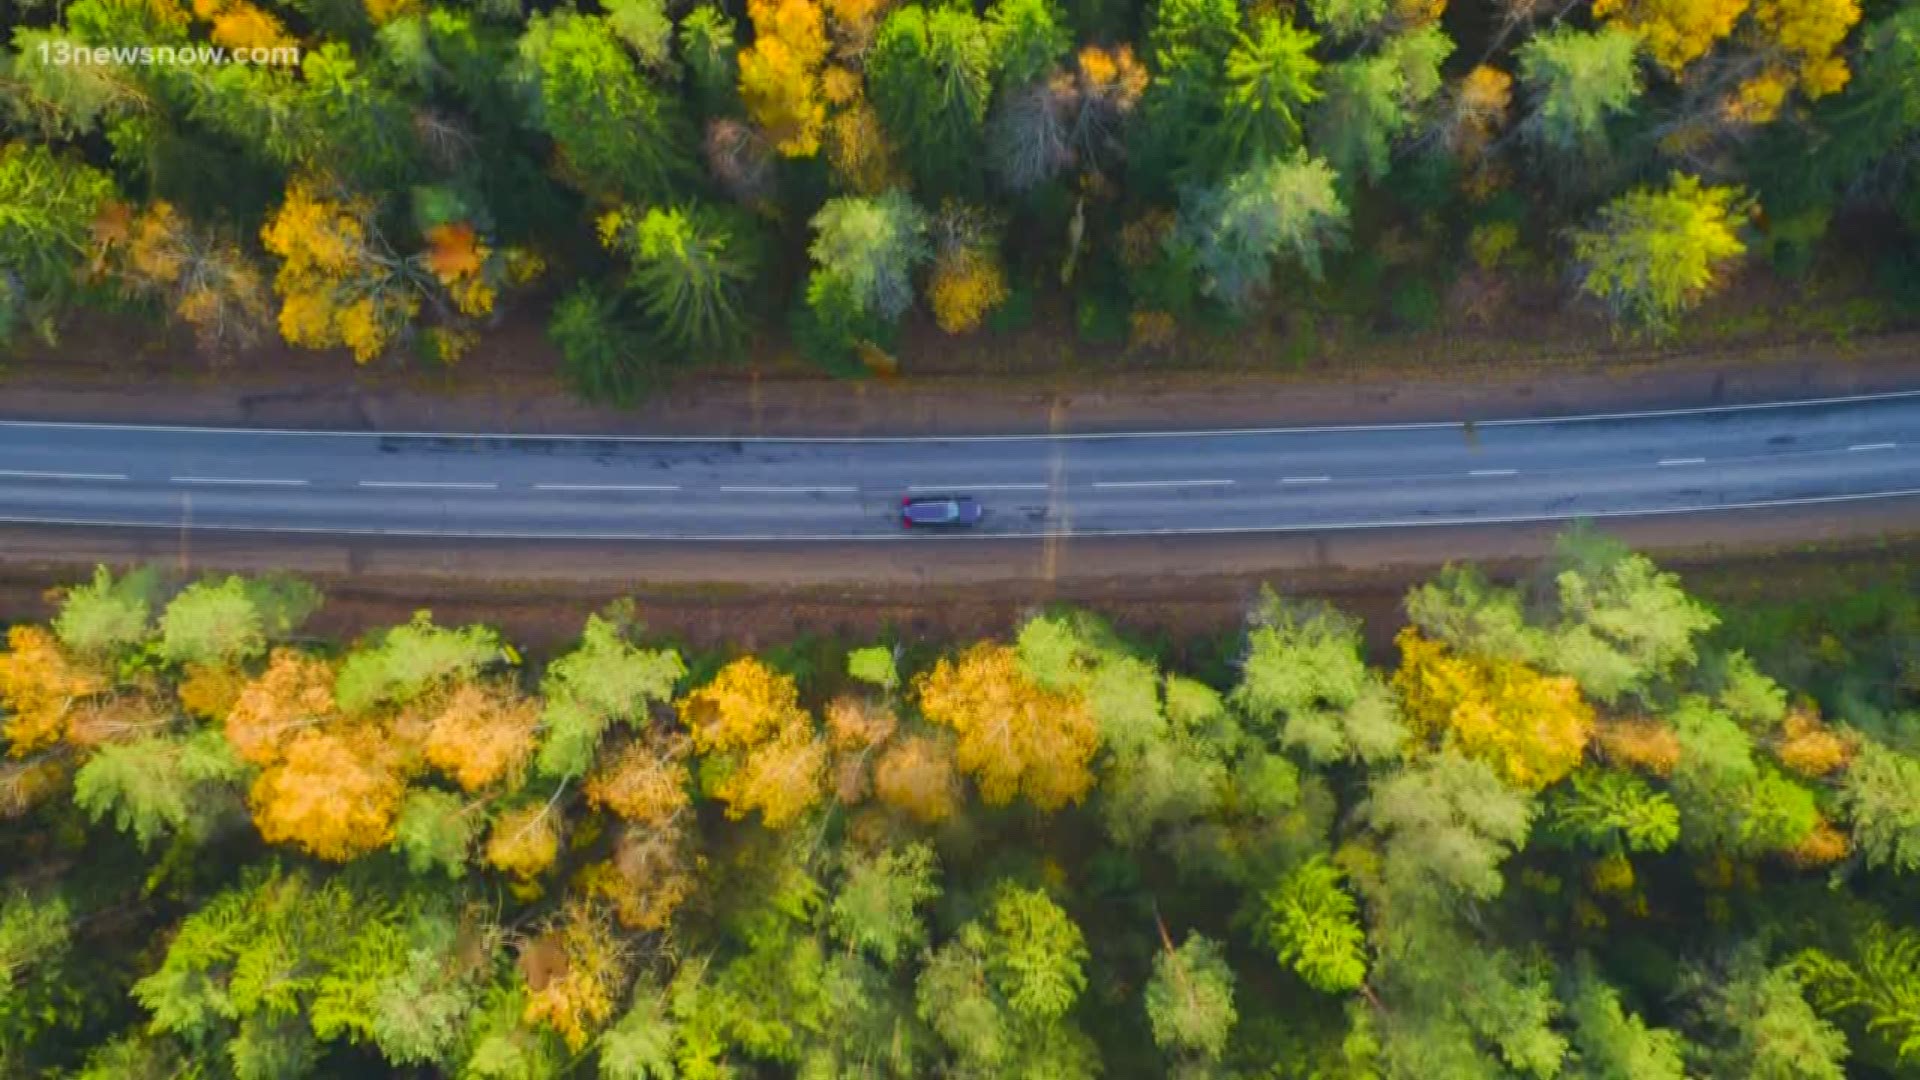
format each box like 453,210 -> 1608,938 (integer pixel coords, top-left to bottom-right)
2,391 -> 1918,540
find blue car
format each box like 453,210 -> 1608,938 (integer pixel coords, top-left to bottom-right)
900,495 -> 984,529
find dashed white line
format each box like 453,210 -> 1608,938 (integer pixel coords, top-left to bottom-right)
1281,476 -> 1331,484
1658,458 -> 1706,466
171,476 -> 308,486
359,480 -> 498,491
534,483 -> 681,492
1848,442 -> 1897,452
1469,469 -> 1518,477
1093,479 -> 1236,489
0,469 -> 126,482
719,485 -> 857,494
908,483 -> 1049,492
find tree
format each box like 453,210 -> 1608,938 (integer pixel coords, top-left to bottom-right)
521,902 -> 631,1052
1393,629 -> 1595,791
680,5 -> 739,114
537,610 -> 686,780
988,0 -> 1072,90
1145,932 -> 1238,1062
0,625 -> 106,756
1841,742 -> 1920,872
72,729 -> 246,848
1360,750 -> 1535,906
393,787 -> 482,878
157,574 -> 319,668
90,200 -> 272,353
1546,768 -> 1681,854
1263,855 -> 1369,994
549,285 -> 656,406
598,203 -> 762,354
1233,590 -> 1406,765
873,734 -> 962,823
928,204 -> 1009,334
422,681 -> 541,793
52,565 -> 156,661
1573,173 -> 1750,336
806,190 -> 930,327
918,885 -> 1094,1073
1308,26 -> 1451,184
1214,16 -> 1322,172
868,4 -> 996,198
519,10 -> 695,203
917,642 -> 1100,810
1797,922 -> 1920,1068
738,0 -> 831,156
678,656 -> 827,826
846,645 -> 900,691
1591,0 -> 1745,75
0,140 -> 116,344
335,611 -> 501,716
1517,26 -> 1643,156
1682,945 -> 1849,1080
829,842 -> 941,966
249,724 -> 410,860
1178,150 -> 1348,311
1561,958 -> 1689,1080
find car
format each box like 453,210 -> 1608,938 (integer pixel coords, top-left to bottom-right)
900,494 -> 983,529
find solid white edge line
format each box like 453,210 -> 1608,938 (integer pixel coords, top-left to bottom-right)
719,485 -> 857,494
1093,479 -> 1235,489
0,469 -> 127,481
533,483 -> 681,492
1658,458 -> 1706,466
171,476 -> 308,486
1469,469 -> 1518,477
4,488 -> 1915,541
1281,477 -> 1331,484
359,480 -> 498,490
4,388 -> 1919,443
1848,442 -> 1897,452
907,483 -> 1049,492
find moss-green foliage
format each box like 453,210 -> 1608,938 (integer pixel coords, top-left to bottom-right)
5,540 -> 1920,1077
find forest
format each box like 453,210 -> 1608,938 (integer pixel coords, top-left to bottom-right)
3,0 -> 1919,396
0,533 -> 1917,1077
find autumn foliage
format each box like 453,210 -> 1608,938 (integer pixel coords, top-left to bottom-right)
916,643 -> 1099,810
1394,628 -> 1595,791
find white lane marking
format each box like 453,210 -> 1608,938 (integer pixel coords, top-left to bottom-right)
907,483 -> 1049,492
1658,458 -> 1706,466
171,476 -> 308,486
719,485 -> 857,494
1849,442 -> 1897,452
6,388 -> 1919,443
1281,476 -> 1331,484
1093,479 -> 1235,489
0,469 -> 127,481
533,483 -> 681,492
7,488 -> 1919,541
1469,469 -> 1518,477
359,480 -> 498,491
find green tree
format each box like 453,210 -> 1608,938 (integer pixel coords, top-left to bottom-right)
678,4 -> 739,114
1232,589 -> 1406,765
1561,958 -> 1689,1080
72,729 -> 247,848
549,285 -> 656,406
1841,742 -> 1920,872
1263,855 -> 1369,994
829,842 -> 941,967
1214,16 -> 1322,172
600,203 -> 762,354
1546,769 -> 1681,854
806,190 -> 931,327
1308,26 -> 1451,185
159,575 -> 320,668
519,10 -> 696,203
334,611 -> 501,716
1178,150 -> 1348,311
53,565 -> 157,661
1360,750 -> 1535,905
1682,945 -> 1849,1080
1573,173 -> 1750,337
1145,932 -> 1238,1062
0,141 -> 116,344
1516,26 -> 1642,157
988,0 -> 1072,89
537,609 -> 686,779
1796,922 -> 1920,1068
868,5 -> 997,199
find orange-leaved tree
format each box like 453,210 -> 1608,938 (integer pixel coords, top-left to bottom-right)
916,642 -> 1099,810
678,656 -> 827,827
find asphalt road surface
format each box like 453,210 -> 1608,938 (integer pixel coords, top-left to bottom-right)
2,391 -> 1918,541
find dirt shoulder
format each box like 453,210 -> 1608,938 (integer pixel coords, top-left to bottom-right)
1,504 -> 1914,653
6,314 -> 1920,436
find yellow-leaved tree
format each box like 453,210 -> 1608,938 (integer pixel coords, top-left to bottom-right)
91,200 -> 272,353
0,627 -> 107,756
739,0 -> 831,156
1393,628 -> 1596,791
916,642 -> 1099,810
260,178 -> 539,363
678,657 -> 827,827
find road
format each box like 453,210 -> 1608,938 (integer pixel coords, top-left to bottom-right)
1,391 -> 1918,540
